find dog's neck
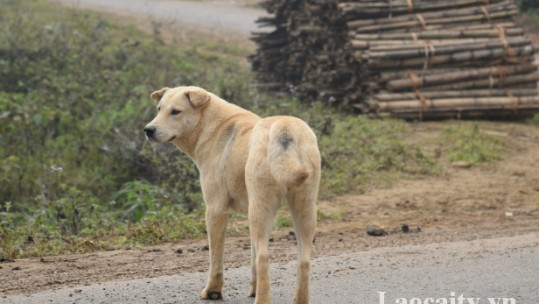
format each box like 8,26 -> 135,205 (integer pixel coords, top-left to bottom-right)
173,96 -> 258,168
172,115 -> 205,161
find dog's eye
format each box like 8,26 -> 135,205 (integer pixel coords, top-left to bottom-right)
171,109 -> 182,115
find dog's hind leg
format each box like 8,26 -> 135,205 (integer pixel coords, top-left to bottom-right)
248,195 -> 279,304
246,171 -> 280,304
288,184 -> 318,304
200,203 -> 228,300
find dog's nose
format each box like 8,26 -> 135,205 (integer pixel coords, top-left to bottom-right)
144,126 -> 156,137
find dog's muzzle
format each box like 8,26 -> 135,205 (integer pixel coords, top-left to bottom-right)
144,125 -> 156,138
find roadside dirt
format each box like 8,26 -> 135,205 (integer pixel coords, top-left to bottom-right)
2,121 -> 539,296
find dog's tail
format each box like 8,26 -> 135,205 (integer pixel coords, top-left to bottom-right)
267,118 -> 319,186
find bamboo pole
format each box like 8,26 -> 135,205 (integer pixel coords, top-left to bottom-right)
345,2 -> 515,27
350,38 -> 496,50
366,37 -> 530,60
380,105 -> 539,114
340,0 -> 508,15
372,89 -> 539,101
367,45 -> 535,69
421,72 -> 539,91
387,64 -> 537,90
372,108 -> 538,120
374,96 -> 539,111
352,28 -> 523,40
442,22 -> 516,31
352,10 -> 518,33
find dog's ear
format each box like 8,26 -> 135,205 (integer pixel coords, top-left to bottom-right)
150,87 -> 169,103
185,87 -> 210,108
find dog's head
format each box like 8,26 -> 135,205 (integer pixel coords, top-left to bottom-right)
144,86 -> 210,143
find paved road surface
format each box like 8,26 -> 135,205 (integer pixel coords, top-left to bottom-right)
4,233 -> 538,304
49,0 -> 267,38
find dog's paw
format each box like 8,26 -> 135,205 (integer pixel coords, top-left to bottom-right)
247,287 -> 256,298
200,289 -> 223,301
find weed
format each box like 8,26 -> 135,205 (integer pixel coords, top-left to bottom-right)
275,214 -> 294,229
442,123 -> 504,164
317,209 -> 343,221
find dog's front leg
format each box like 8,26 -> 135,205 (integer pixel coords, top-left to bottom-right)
200,204 -> 228,300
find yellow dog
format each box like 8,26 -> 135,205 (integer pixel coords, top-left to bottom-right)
144,86 -> 321,304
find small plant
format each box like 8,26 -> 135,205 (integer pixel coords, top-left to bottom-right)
442,123 -> 504,165
275,214 -> 293,229
317,209 -> 343,221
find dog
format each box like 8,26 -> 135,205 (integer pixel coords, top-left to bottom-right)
144,86 -> 321,304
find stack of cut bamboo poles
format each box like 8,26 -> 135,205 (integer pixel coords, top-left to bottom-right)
251,0 -> 354,102
251,0 -> 539,119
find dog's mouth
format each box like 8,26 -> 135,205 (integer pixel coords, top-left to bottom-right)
145,135 -> 175,143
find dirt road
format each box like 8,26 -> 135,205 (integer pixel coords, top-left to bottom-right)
4,233 -> 538,304
48,0 -> 267,38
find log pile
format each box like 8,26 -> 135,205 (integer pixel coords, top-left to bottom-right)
251,0 -> 539,119
251,0 -> 352,102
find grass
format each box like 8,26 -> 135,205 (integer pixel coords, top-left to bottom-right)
318,115 -> 439,196
275,214 -> 294,229
317,209 -> 344,222
274,209 -> 343,230
0,0 -> 509,260
525,11 -> 539,23
442,123 -> 505,165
